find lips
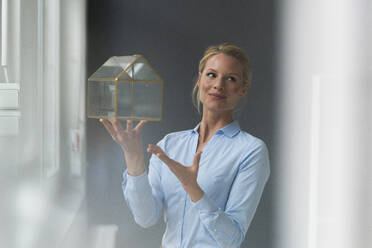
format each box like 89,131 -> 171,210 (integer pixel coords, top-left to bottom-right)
208,93 -> 227,100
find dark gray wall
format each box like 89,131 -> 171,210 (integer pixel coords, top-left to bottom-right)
87,0 -> 276,247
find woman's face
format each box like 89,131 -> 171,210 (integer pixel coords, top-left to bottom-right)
197,53 -> 248,113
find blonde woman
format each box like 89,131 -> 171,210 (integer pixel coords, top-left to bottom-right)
101,43 -> 270,247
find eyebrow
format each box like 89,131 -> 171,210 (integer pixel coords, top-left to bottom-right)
206,68 -> 241,77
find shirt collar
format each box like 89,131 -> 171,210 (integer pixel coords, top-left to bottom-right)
191,120 -> 241,138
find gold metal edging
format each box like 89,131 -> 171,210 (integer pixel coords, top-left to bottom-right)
88,56 -> 119,81
138,56 -> 165,121
88,78 -> 116,82
137,56 -> 164,121
130,79 -> 134,117
117,116 -> 161,121
87,55 -> 164,122
140,56 -> 165,82
116,55 -> 143,81
87,115 -> 161,121
117,79 -> 163,82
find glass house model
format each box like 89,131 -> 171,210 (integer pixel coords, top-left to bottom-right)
87,55 -> 164,121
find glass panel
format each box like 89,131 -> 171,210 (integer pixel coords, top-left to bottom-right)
126,58 -> 161,81
90,56 -> 138,79
109,56 -> 138,71
117,71 -> 131,80
89,66 -> 123,79
133,82 -> 162,119
117,81 -> 131,117
87,81 -> 115,118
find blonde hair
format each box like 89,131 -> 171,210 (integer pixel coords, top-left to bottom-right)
192,43 -> 252,113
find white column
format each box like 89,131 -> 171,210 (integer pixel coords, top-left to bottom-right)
275,1 -> 371,248
1,0 -> 8,67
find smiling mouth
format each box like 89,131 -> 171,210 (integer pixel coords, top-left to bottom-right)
208,93 -> 227,100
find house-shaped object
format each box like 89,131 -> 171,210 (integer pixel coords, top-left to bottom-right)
87,55 -> 164,121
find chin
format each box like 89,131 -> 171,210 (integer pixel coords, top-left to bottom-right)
204,104 -> 234,113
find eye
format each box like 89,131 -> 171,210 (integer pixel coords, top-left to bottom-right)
227,76 -> 237,82
207,72 -> 216,78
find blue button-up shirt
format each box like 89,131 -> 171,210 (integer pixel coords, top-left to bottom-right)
122,121 -> 270,248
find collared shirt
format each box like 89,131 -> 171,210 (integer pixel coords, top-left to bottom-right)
122,120 -> 270,248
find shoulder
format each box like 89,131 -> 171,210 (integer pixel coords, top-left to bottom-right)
235,129 -> 268,152
234,130 -> 270,170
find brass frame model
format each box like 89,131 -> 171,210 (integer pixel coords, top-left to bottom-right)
87,55 -> 164,121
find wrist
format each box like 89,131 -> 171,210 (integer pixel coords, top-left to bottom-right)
126,162 -> 145,176
184,183 -> 204,203
127,167 -> 145,177
124,151 -> 145,177
122,145 -> 143,160
125,152 -> 144,161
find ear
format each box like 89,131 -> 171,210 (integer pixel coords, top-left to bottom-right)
239,83 -> 249,97
197,72 -> 201,87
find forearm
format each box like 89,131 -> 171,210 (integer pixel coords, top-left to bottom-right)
123,148 -> 146,176
184,183 -> 205,203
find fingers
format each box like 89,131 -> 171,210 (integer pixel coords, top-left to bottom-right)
146,144 -> 156,154
192,151 -> 202,172
193,151 -> 202,165
126,120 -> 133,131
110,119 -> 124,132
147,144 -> 175,166
100,119 -> 116,136
135,120 -> 148,131
147,144 -> 165,158
102,119 -> 147,133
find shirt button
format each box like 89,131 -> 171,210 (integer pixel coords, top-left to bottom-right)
178,221 -> 181,225
198,210 -> 201,214
214,229 -> 217,232
181,197 -> 185,201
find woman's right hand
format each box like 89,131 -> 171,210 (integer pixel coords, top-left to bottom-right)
100,119 -> 147,176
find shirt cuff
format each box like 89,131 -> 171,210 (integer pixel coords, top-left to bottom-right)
124,169 -> 148,192
191,193 -> 220,214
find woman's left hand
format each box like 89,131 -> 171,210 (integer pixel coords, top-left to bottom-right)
147,144 -> 204,202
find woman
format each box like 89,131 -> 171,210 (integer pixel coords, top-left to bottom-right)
100,43 -> 270,247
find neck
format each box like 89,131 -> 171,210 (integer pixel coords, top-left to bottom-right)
198,110 -> 234,143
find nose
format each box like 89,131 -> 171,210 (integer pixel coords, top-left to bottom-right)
213,77 -> 225,91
